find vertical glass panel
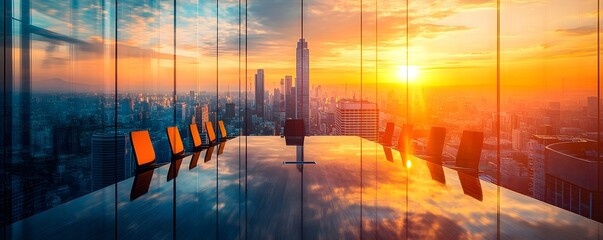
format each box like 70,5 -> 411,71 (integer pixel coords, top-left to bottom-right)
173,0 -> 219,239
407,0 -> 498,237
501,0 -> 601,231
245,0 -> 302,238
116,0 -> 174,238
361,0 -> 380,237
216,0 -> 244,239
7,0 -> 117,238
1,1 -> 8,236
304,0 -> 363,238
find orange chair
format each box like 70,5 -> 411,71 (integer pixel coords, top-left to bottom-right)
190,123 -> 217,150
218,120 -> 235,140
205,121 -> 217,143
166,126 -> 185,158
189,123 -> 203,149
130,130 -> 163,171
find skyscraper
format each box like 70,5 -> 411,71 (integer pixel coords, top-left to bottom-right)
225,102 -> 236,119
194,104 -> 209,131
285,75 -> 295,119
335,100 -> 379,141
255,69 -> 265,118
296,39 -> 310,134
91,134 -> 128,191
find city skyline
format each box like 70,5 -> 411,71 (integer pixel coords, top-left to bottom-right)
4,0 -> 603,236
15,1 -> 599,93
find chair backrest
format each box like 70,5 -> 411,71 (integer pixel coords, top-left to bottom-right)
381,122 -> 395,145
284,119 -> 305,137
455,130 -> 484,171
425,126 -> 446,160
205,121 -> 217,143
189,124 -> 202,148
130,130 -> 156,167
218,120 -> 227,138
397,124 -> 413,153
166,126 -> 185,157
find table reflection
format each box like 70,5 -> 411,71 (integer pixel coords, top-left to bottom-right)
7,136 -> 603,240
130,169 -> 154,201
458,171 -> 483,201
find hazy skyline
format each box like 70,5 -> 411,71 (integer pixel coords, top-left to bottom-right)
18,0 -> 600,94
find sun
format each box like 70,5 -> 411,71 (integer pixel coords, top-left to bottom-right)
397,65 -> 420,83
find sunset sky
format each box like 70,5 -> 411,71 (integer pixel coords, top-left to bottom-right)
24,0 -> 600,94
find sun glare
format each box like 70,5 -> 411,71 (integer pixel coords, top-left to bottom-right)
397,65 -> 420,83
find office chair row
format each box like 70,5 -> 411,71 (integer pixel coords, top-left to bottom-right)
130,120 -> 233,173
381,123 -> 484,172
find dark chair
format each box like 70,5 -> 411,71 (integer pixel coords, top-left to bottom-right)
130,130 -> 165,172
380,122 -> 395,146
416,126 -> 446,164
451,130 -> 484,173
284,119 -> 305,146
166,126 -> 185,158
397,124 -> 413,154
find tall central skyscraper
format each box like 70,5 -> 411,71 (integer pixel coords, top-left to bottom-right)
255,69 -> 265,118
296,39 -> 310,134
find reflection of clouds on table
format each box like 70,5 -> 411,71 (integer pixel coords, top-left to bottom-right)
9,136 -> 602,240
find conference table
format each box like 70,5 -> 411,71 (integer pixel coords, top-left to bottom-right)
8,136 -> 603,239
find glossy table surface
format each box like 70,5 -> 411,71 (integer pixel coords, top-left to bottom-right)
8,136 -> 603,239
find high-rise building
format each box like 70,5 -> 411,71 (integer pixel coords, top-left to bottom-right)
176,102 -> 187,122
285,75 -> 295,119
512,129 -> 528,151
544,140 -> 603,221
91,134 -> 128,191
194,104 -> 209,132
225,102 -> 236,119
296,39 -> 310,134
335,100 -> 379,141
255,69 -> 265,118
189,90 -> 195,105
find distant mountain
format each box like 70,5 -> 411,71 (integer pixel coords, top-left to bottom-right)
33,78 -> 98,93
